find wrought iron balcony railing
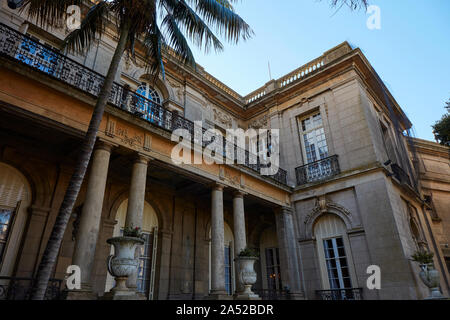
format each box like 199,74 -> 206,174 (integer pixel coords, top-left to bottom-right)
295,155 -> 340,186
0,22 -> 287,185
253,289 -> 291,300
316,288 -> 363,301
0,276 -> 65,300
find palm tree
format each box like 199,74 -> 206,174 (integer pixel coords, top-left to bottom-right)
23,0 -> 251,300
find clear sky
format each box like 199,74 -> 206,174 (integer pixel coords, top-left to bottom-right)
190,0 -> 450,141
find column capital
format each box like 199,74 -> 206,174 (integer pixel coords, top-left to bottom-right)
210,182 -> 226,192
133,152 -> 153,165
232,189 -> 247,199
97,138 -> 118,153
102,218 -> 118,227
28,205 -> 52,218
274,206 -> 293,216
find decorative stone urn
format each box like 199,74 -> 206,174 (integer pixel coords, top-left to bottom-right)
106,236 -> 144,295
419,263 -> 445,300
235,257 -> 260,300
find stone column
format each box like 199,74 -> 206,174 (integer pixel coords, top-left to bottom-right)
209,183 -> 229,298
233,191 -> 247,294
69,140 -> 114,298
275,206 -> 304,299
124,153 -> 150,290
125,154 -> 151,229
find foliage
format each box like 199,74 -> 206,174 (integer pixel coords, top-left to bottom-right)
22,0 -> 253,80
123,226 -> 145,240
432,99 -> 450,147
411,250 -> 434,265
238,247 -> 259,258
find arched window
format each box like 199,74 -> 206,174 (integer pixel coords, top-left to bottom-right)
136,82 -> 163,125
137,83 -> 161,104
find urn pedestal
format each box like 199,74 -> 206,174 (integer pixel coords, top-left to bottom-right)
102,236 -> 146,300
419,263 -> 445,300
234,257 -> 261,300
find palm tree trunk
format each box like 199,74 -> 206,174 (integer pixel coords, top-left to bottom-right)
30,21 -> 131,300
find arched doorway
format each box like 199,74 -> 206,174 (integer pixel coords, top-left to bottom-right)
0,162 -> 31,277
105,200 -> 159,299
209,222 -> 235,295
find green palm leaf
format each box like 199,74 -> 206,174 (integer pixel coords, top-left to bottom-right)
63,0 -> 110,54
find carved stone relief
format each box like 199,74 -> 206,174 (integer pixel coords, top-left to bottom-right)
213,108 -> 233,129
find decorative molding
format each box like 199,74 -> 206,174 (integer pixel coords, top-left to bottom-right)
249,114 -> 269,129
115,123 -> 143,147
304,197 -> 351,225
144,133 -> 152,151
166,77 -> 184,103
106,118 -> 116,138
213,108 -> 233,129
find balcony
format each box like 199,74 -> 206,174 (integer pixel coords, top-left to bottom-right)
316,288 -> 363,300
0,22 -> 287,186
0,276 -> 65,300
295,155 -> 340,186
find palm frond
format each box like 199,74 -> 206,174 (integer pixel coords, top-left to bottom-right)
329,0 -> 369,10
186,0 -> 253,43
142,18 -> 166,80
163,0 -> 224,54
161,13 -> 196,67
21,0 -> 84,27
63,1 -> 110,54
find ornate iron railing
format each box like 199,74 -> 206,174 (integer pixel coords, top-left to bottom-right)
253,289 -> 291,300
0,22 -> 287,185
316,288 -> 363,301
0,276 -> 65,300
295,155 -> 340,186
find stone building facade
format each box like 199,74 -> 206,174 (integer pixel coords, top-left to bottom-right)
0,1 -> 448,300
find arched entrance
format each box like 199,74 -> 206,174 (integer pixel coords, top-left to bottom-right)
105,199 -> 159,299
0,162 -> 31,277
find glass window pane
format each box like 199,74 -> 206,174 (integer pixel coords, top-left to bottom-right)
323,237 -> 352,290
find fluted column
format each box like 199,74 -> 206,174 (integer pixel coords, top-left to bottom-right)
71,140 -> 114,292
233,191 -> 247,293
210,183 -> 227,296
125,153 -> 150,290
275,206 -> 304,299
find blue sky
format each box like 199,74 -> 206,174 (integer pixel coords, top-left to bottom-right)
190,0 -> 450,141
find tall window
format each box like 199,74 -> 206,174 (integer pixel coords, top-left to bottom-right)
265,248 -> 282,291
136,82 -> 162,125
224,245 -> 233,295
0,204 -> 19,264
137,230 -> 157,295
298,112 -> 331,182
300,112 -> 329,164
323,237 -> 352,290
